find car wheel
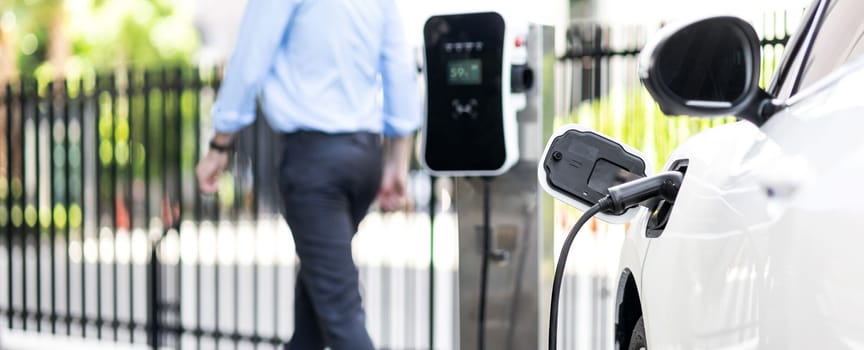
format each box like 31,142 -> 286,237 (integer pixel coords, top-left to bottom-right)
628,316 -> 647,350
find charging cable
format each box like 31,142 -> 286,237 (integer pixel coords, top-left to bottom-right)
548,171 -> 683,350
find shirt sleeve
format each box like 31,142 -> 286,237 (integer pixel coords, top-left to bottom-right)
211,0 -> 301,133
379,1 -> 422,137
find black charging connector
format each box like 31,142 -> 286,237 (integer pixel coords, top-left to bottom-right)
606,171 -> 684,214
548,171 -> 684,350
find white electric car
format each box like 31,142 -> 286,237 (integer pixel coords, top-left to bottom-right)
606,0 -> 864,349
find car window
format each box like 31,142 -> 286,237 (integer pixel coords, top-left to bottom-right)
770,1 -> 821,100
794,0 -> 864,92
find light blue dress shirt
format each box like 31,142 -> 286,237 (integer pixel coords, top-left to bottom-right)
212,0 -> 421,137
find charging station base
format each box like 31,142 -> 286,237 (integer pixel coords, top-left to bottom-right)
453,24 -> 556,350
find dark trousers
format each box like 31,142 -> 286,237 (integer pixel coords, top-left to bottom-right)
278,131 -> 382,350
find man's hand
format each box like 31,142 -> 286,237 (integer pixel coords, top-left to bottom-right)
196,150 -> 230,194
377,135 -> 413,212
196,134 -> 234,194
378,165 -> 408,212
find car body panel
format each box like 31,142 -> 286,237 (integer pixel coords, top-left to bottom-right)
616,206 -> 651,291
638,57 -> 864,349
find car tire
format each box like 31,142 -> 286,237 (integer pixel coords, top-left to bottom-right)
628,316 -> 647,350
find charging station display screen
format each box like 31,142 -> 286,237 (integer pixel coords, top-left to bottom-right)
447,59 -> 482,85
424,12 -> 507,172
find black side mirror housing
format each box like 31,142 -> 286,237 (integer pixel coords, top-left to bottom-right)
639,16 -> 771,125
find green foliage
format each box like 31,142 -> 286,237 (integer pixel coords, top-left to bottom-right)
557,87 -> 735,172
68,0 -> 199,68
6,0 -> 199,78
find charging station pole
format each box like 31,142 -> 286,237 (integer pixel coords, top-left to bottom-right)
455,24 -> 556,350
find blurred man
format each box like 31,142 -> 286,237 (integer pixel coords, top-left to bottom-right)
194,0 -> 420,349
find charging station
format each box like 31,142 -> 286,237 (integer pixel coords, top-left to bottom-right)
421,12 -> 556,350
421,12 -> 533,177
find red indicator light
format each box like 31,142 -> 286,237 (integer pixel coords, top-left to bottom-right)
515,37 -> 524,48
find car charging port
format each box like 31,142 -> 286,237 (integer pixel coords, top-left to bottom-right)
646,159 -> 688,238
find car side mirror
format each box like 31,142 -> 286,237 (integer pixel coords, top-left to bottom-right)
638,16 -> 770,125
538,125 -> 651,224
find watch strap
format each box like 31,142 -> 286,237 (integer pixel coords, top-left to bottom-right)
209,139 -> 234,153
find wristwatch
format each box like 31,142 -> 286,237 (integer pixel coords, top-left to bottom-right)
209,139 -> 235,153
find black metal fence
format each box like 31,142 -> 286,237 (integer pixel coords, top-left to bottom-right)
0,67 -> 454,350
